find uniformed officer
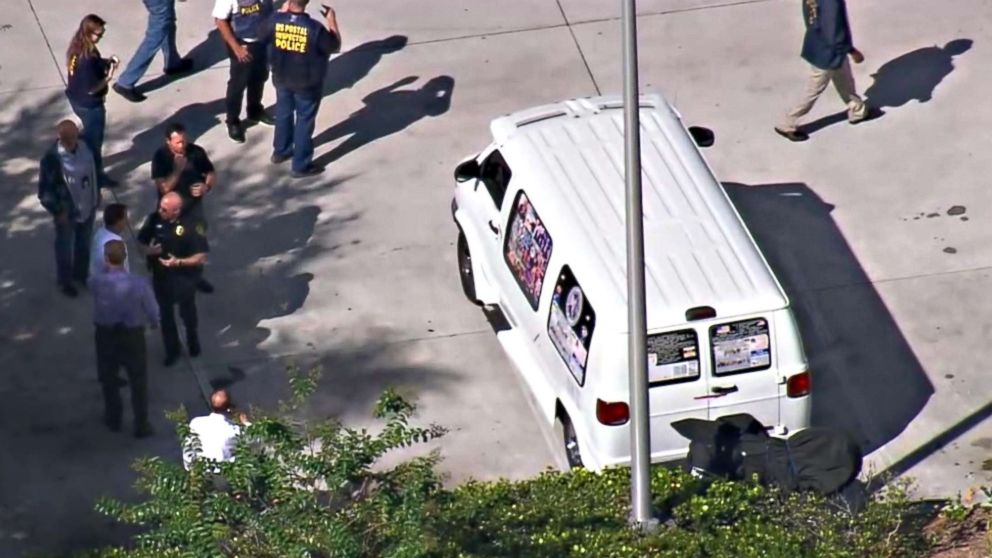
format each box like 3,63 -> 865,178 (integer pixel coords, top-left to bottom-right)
258,0 -> 341,178
213,0 -> 275,143
137,192 -> 210,367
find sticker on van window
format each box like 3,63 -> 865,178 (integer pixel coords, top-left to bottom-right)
504,191 -> 553,310
548,266 -> 595,385
711,318 -> 771,375
646,330 -> 700,384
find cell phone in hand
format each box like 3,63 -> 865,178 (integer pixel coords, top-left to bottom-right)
320,4 -> 331,16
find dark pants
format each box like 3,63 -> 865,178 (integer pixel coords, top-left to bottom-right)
273,85 -> 322,173
226,41 -> 269,124
54,215 -> 94,286
153,277 -> 198,357
95,324 -> 149,428
117,0 -> 180,88
69,101 -> 107,177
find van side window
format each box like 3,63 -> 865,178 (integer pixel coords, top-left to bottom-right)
503,191 -> 553,310
547,265 -> 596,385
646,330 -> 700,385
710,318 -> 772,376
480,150 -> 511,208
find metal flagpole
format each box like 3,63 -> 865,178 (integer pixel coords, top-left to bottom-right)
621,0 -> 656,529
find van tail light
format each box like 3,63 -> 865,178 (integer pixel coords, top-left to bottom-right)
786,372 -> 811,398
596,399 -> 630,426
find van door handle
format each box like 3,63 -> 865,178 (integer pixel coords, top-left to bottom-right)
488,220 -> 500,235
710,385 -> 738,396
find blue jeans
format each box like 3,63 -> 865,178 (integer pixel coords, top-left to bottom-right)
69,101 -> 107,176
273,86 -> 322,172
117,0 -> 180,88
54,215 -> 95,286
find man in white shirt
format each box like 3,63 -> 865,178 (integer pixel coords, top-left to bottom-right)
90,203 -> 130,278
183,388 -> 249,470
213,0 -> 276,143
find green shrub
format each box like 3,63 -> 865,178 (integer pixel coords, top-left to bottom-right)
90,369 -> 929,558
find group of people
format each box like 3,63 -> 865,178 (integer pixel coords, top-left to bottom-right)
36,0 -> 342,441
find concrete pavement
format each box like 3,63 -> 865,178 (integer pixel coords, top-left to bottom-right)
1,0 -> 991,555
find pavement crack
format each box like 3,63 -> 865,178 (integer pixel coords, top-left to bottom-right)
25,0 -> 65,87
556,0 -> 601,95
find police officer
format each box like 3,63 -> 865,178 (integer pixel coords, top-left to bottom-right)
258,0 -> 341,178
137,192 -> 210,367
213,0 -> 275,143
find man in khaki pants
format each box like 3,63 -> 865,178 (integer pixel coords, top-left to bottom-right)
776,0 -> 880,142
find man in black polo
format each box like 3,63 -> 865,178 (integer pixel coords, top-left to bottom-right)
151,122 -> 217,293
137,192 -> 210,367
213,0 -> 276,143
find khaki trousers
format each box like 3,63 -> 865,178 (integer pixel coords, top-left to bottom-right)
780,58 -> 867,131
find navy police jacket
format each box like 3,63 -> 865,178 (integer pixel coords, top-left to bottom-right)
259,11 -> 340,91
230,0 -> 273,41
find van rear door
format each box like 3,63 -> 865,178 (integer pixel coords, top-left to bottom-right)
645,329 -> 711,460
704,316 -> 782,428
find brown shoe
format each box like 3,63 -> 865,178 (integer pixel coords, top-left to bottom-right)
774,127 -> 809,142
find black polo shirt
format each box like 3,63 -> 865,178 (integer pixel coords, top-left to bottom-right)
137,212 -> 210,288
151,143 -> 215,220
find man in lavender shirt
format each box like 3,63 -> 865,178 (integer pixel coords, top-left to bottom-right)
89,240 -> 160,437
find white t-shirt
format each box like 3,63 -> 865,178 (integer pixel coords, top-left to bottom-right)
89,226 -> 128,278
212,0 -> 262,42
183,412 -> 243,470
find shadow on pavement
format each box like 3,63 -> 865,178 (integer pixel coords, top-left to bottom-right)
313,74 -> 455,167
722,182 -> 933,453
803,38 -> 972,134
138,28 -> 229,94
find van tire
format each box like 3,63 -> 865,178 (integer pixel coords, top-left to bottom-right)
457,231 -> 481,305
556,413 -> 584,469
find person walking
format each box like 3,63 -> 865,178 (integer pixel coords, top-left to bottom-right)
151,122 -> 217,293
775,0 -> 880,142
113,0 -> 194,103
182,388 -> 250,470
213,0 -> 276,143
38,120 -> 101,298
65,14 -> 120,187
258,0 -> 341,178
90,203 -> 131,278
137,192 -> 210,366
89,240 -> 160,437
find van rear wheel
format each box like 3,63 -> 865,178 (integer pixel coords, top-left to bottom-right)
557,414 -> 584,469
457,231 -> 480,305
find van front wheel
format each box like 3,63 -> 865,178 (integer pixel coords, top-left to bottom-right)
457,232 -> 481,305
556,414 -> 584,469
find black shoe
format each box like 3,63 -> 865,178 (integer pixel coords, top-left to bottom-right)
104,416 -> 122,432
227,122 -> 245,143
60,283 -> 79,298
291,164 -> 325,178
134,424 -> 155,438
187,337 -> 201,358
112,83 -> 146,103
270,152 -> 291,165
850,107 -> 884,125
99,174 -> 120,188
163,58 -> 194,76
774,127 -> 809,142
196,278 -> 215,294
163,353 -> 180,367
247,111 -> 275,126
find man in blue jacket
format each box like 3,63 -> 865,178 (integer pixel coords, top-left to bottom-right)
775,0 -> 879,142
38,120 -> 101,298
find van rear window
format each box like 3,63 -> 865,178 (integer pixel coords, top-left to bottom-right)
711,318 -> 771,376
548,266 -> 595,385
646,330 -> 700,385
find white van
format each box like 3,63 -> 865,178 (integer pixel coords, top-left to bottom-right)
450,94 -> 811,471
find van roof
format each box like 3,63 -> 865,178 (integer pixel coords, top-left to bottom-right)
491,95 -> 789,333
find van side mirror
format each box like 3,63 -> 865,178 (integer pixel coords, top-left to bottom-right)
455,159 -> 481,183
688,126 -> 715,148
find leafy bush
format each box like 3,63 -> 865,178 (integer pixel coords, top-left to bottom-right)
90,368 -> 930,558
